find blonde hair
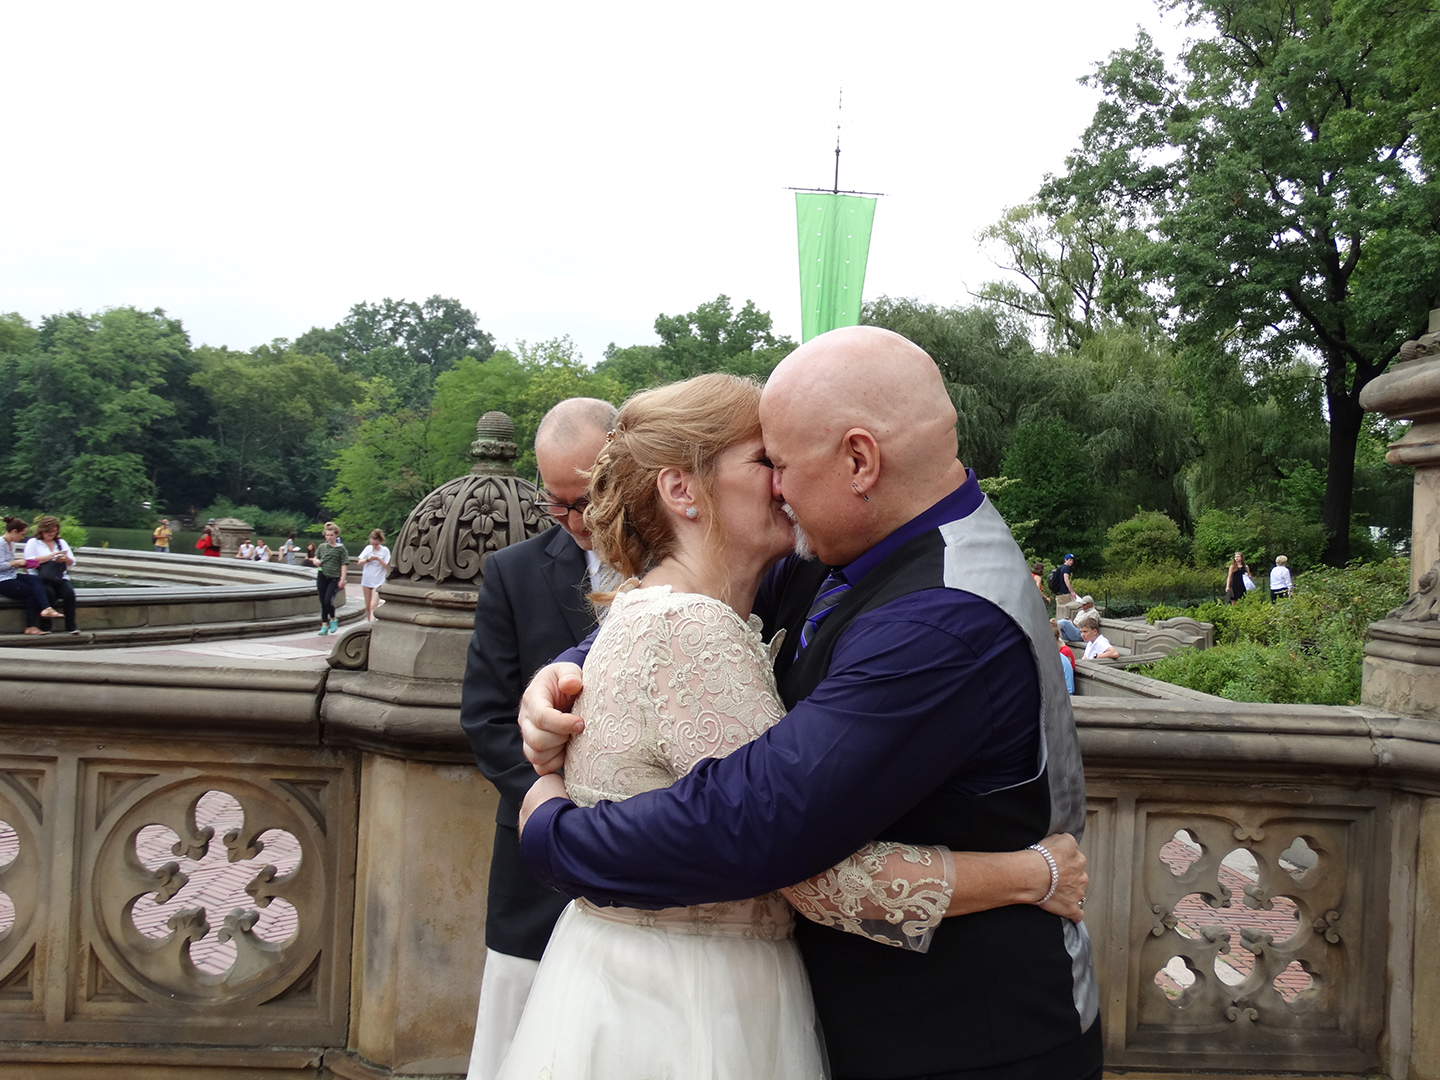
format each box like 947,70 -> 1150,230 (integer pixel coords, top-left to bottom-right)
1276,555 -> 1288,566
583,373 -> 763,587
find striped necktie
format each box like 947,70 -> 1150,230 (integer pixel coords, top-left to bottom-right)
798,572 -> 850,651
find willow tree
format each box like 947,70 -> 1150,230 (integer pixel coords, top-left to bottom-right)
1042,0 -> 1440,563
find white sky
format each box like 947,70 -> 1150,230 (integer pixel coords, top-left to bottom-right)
1,1 -> 1192,363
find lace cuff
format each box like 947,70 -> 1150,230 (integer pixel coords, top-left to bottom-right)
785,842 -> 954,953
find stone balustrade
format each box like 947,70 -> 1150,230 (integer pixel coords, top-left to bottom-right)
0,659 -> 1436,1079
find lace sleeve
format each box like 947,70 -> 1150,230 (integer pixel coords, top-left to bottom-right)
783,842 -> 955,953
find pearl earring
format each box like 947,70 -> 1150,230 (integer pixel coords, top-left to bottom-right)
685,506 -> 699,519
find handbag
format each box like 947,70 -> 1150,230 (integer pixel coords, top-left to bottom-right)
37,547 -> 66,584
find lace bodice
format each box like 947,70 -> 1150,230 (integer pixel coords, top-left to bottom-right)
566,583 -> 954,949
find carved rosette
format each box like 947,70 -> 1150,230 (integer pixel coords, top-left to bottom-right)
392,411 -> 552,586
87,772 -> 334,1007
0,771 -> 41,1004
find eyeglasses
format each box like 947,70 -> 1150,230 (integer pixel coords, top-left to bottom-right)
534,474 -> 589,517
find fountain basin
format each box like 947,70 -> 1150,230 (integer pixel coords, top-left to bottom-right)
0,549 -> 365,647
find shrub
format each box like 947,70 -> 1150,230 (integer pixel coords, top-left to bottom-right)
2,508 -> 90,549
199,500 -> 313,539
1072,561 -> 1222,610
1192,507 -> 1325,574
1138,559 -> 1408,705
1103,510 -> 1188,571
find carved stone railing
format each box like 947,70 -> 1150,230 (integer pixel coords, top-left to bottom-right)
1075,697 -> 1440,1078
1,659 -> 1438,1078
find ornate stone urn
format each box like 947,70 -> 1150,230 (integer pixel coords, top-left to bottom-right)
1360,308 -> 1440,718
322,411 -> 553,753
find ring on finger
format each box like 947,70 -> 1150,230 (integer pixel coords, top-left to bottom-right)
1078,897 -> 1087,909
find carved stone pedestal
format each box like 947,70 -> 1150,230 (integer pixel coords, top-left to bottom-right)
1359,308 -> 1440,716
1363,618 -> 1440,719
213,516 -> 253,559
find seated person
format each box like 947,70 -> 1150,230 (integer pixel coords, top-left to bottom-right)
1057,595 -> 1097,641
1051,618 -> 1077,669
1077,613 -> 1119,660
1053,621 -> 1075,694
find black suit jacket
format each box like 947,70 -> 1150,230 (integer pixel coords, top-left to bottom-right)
460,523 -> 596,959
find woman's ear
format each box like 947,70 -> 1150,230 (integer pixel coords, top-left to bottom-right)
656,467 -> 698,519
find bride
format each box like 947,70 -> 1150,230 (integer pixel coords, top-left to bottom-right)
501,373 -> 1084,1079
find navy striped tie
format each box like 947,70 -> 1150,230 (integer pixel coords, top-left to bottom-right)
799,572 -> 850,651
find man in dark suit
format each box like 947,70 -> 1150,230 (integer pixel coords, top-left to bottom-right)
459,396 -> 616,1080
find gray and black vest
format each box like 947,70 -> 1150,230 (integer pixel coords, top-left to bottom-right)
771,497 -> 1098,1076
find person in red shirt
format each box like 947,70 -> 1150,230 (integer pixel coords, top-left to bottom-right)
1052,619 -> 1076,666
195,523 -> 221,557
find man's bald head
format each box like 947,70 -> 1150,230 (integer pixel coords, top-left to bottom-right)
534,397 -> 617,550
760,326 -> 965,564
534,397 -> 618,456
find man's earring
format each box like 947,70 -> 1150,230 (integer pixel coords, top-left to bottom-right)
852,482 -> 870,503
685,506 -> 699,519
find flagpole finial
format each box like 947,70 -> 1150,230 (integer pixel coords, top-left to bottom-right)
834,86 -> 843,195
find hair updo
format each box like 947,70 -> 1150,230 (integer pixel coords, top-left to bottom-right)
3,516 -> 27,534
583,372 -> 763,584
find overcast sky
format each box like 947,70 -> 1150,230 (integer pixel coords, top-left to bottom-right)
2,1 -> 1193,363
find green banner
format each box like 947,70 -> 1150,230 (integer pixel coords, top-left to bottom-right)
795,193 -> 877,342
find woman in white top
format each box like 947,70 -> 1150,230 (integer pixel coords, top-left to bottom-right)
253,539 -> 272,562
357,529 -> 390,622
499,374 -> 1085,1080
0,516 -> 61,634
1269,555 -> 1294,601
24,515 -> 79,633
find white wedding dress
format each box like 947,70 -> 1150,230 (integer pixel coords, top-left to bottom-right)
497,584 -> 956,1080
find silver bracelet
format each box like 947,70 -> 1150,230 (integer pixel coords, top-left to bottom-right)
1029,842 -> 1059,904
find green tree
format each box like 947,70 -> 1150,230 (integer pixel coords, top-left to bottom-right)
974,202 -> 1152,350
596,295 -> 794,396
1042,3 -> 1440,563
0,313 -> 37,357
992,419 -> 1103,565
295,295 -> 495,408
324,341 -> 623,535
64,452 -> 156,528
192,344 -> 362,513
9,308 -> 196,518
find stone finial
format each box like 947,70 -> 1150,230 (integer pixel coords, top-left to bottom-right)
470,411 -> 519,477
390,408 -> 549,587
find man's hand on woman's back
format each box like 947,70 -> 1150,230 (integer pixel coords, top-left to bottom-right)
519,661 -> 586,775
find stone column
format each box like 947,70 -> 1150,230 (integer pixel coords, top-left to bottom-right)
319,410 -> 553,1077
1359,309 -> 1440,717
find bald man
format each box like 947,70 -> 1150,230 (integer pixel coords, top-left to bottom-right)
517,330 -> 1099,1080
459,396 -> 617,1080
